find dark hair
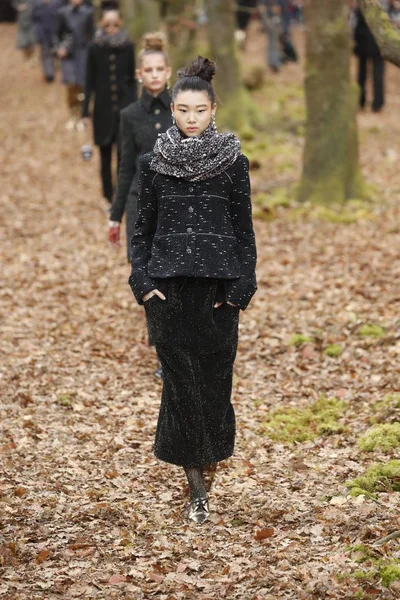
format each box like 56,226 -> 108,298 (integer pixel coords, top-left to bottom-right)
172,56 -> 216,104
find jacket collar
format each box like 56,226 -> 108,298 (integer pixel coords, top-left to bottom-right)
140,87 -> 171,112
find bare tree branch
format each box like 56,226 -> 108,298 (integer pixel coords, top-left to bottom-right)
358,0 -> 400,67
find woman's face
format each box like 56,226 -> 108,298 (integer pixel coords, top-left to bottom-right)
172,90 -> 216,137
137,53 -> 172,96
102,12 -> 122,35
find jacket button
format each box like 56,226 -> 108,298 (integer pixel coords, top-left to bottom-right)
112,94 -> 118,101
186,248 -> 192,254
189,187 -> 194,192
187,227 -> 193,233
188,206 -> 194,213
155,122 -> 161,130
154,108 -> 160,115
109,54 -> 116,61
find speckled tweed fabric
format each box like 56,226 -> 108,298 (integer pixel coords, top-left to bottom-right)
145,277 -> 239,467
129,153 -> 257,310
151,123 -> 241,182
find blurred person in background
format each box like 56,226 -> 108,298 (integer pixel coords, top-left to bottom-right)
108,32 -> 171,261
389,0 -> 400,27
235,0 -> 257,49
353,1 -> 388,112
109,32 -> 172,381
82,10 -> 136,205
13,0 -> 36,58
56,0 -> 94,130
258,0 -> 296,72
32,0 -> 62,82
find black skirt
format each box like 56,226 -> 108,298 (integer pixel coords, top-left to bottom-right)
144,277 -> 239,468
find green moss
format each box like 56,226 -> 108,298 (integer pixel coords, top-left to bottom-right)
373,393 -> 400,413
358,423 -> 400,452
324,344 -> 343,357
288,334 -> 314,346
358,324 -> 385,338
262,396 -> 346,443
381,564 -> 400,587
344,541 -> 400,588
58,394 -> 72,408
347,460 -> 400,496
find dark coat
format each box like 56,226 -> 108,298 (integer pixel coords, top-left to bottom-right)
32,0 -> 62,46
82,40 -> 136,146
56,3 -> 94,86
354,8 -> 382,58
128,153 -> 257,310
110,87 -> 172,222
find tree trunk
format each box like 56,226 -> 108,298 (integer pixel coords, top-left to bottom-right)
164,0 -> 198,79
122,0 -> 162,42
298,0 -> 364,204
204,0 -> 249,130
359,0 -> 400,67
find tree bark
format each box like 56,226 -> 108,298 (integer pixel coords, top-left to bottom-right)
164,0 -> 198,79
204,0 -> 248,130
298,0 -> 364,204
122,0 -> 162,42
359,0 -> 400,67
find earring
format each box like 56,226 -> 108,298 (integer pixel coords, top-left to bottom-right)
211,112 -> 217,131
172,114 -> 176,125
138,78 -> 143,84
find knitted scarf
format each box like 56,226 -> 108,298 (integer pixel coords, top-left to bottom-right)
151,123 -> 241,182
94,28 -> 131,48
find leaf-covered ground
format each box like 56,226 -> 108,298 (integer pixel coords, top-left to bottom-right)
1,23 -> 400,600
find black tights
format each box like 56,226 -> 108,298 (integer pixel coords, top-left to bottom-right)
99,141 -> 120,203
184,467 -> 207,501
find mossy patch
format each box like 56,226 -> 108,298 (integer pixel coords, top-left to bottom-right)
357,324 -> 385,338
347,460 -> 400,497
262,396 -> 346,443
344,544 -> 400,588
58,394 -> 72,408
324,344 -> 343,357
288,333 -> 315,346
373,393 -> 400,413
358,423 -> 400,452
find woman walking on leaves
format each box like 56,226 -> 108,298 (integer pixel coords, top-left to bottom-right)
128,57 -> 257,524
82,10 -> 136,205
108,32 -> 172,256
56,0 -> 94,130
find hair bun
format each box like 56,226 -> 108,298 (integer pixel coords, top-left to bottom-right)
177,56 -> 216,82
142,32 -> 166,52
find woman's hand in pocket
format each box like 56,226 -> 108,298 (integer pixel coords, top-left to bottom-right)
143,289 -> 166,303
214,301 -> 238,309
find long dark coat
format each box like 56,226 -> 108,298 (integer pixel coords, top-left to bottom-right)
82,40 -> 136,147
32,0 -> 63,46
56,3 -> 94,87
110,87 -> 171,250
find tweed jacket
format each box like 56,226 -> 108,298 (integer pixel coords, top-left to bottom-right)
110,88 -> 172,223
128,152 -> 257,310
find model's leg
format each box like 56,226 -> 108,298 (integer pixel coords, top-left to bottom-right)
357,54 -> 367,108
99,144 -> 113,203
183,467 -> 209,524
372,55 -> 385,112
41,43 -> 54,82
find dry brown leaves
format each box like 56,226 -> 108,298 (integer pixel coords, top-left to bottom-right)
1,24 -> 400,600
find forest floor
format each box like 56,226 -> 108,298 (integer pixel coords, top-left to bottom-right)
1,22 -> 400,600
